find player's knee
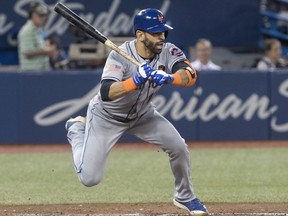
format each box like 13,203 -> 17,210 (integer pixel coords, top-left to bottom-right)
170,142 -> 189,158
79,174 -> 102,187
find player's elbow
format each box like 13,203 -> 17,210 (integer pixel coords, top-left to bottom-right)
186,67 -> 197,87
100,79 -> 115,101
186,76 -> 197,87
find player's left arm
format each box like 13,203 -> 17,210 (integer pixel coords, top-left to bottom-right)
170,60 -> 197,87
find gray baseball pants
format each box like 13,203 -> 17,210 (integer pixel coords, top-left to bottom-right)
67,99 -> 195,202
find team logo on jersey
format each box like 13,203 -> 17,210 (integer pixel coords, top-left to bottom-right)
158,15 -> 164,23
108,64 -> 122,72
169,47 -> 183,57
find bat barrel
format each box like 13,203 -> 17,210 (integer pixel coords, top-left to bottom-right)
54,2 -> 107,44
54,2 -> 140,66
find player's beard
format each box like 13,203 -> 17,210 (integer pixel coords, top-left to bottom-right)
143,37 -> 163,54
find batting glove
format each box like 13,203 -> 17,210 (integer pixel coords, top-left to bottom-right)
133,62 -> 155,86
151,70 -> 174,86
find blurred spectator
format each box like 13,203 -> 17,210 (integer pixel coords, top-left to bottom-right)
191,38 -> 221,71
18,2 -> 52,71
45,35 -> 69,69
257,38 -> 287,70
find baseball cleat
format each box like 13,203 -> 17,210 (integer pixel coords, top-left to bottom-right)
65,116 -> 86,130
173,198 -> 208,216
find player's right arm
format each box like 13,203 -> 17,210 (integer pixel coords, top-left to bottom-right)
100,62 -> 154,101
101,80 -> 131,101
170,60 -> 197,87
151,44 -> 197,88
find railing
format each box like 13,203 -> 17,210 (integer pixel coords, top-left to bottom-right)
260,0 -> 288,54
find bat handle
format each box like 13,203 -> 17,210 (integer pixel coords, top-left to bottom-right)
105,40 -> 141,67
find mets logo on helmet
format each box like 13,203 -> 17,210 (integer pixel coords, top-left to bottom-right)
158,15 -> 163,23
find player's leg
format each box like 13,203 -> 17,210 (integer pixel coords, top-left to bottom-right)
65,115 -> 86,171
66,100 -> 126,187
129,109 -> 194,200
128,109 -> 208,215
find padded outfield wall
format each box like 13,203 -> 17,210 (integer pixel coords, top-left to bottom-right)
0,70 -> 287,144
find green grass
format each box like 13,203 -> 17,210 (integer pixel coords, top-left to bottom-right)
193,148 -> 288,202
0,147 -> 287,205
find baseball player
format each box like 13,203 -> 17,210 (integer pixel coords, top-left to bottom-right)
65,8 -> 208,216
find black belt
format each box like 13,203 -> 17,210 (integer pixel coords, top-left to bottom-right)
103,108 -> 137,123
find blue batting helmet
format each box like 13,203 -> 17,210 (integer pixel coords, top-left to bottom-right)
133,8 -> 173,34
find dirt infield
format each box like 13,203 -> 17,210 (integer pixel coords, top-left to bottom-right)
0,202 -> 287,215
0,141 -> 287,215
1,141 -> 288,153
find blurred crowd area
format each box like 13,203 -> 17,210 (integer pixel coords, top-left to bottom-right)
0,0 -> 288,72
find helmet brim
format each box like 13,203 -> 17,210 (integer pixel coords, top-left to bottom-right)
146,24 -> 173,33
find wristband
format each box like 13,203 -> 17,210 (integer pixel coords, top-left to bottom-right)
123,77 -> 137,92
171,73 -> 183,86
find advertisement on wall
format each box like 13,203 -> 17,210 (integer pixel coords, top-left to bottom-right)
1,70 -> 287,144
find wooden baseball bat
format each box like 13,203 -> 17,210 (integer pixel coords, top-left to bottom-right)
54,2 -> 140,66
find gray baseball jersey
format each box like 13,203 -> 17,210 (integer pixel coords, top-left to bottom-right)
98,39 -> 186,119
66,39 -> 196,203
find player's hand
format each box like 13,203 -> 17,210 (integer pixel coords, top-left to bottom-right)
133,63 -> 155,86
151,70 -> 174,86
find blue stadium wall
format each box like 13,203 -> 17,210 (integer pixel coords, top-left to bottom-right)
0,0 -> 260,65
0,70 -> 287,144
